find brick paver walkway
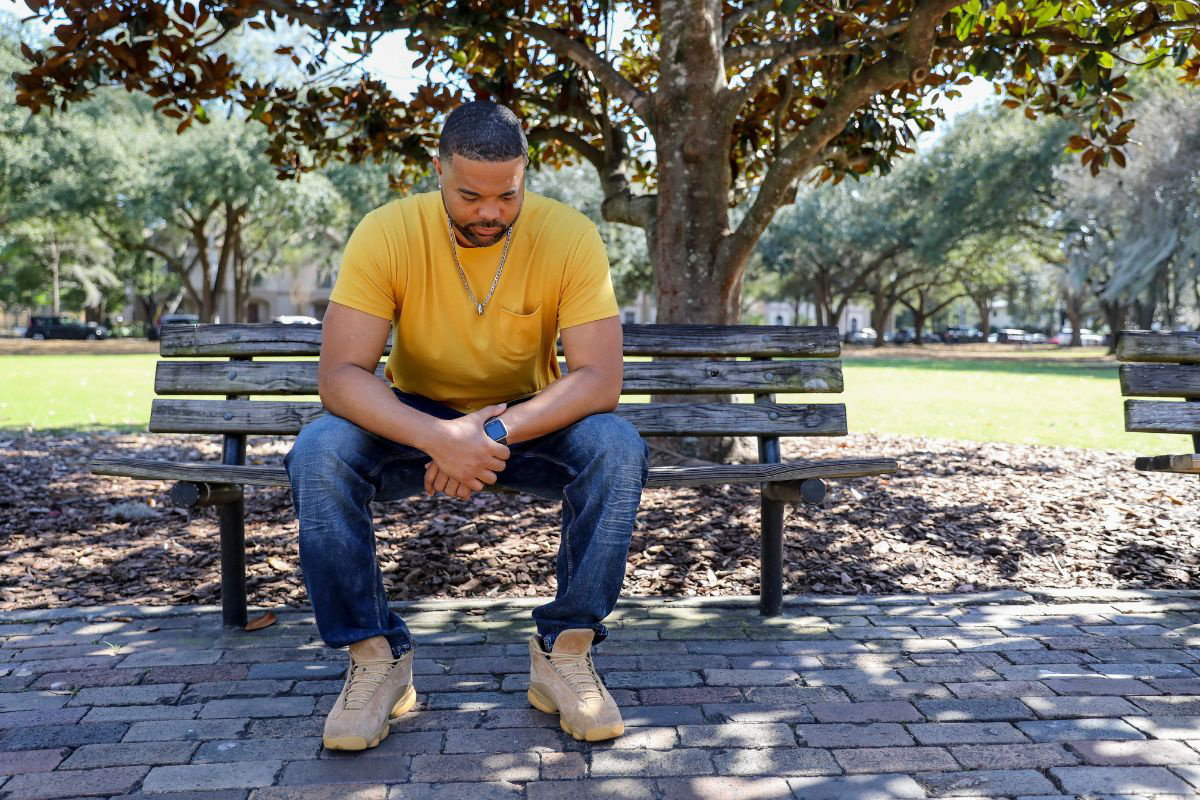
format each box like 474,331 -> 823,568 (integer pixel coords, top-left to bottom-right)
2,590 -> 1200,799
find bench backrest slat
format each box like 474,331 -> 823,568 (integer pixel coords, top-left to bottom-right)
1124,399 -> 1200,434
159,323 -> 841,358
1118,364 -> 1200,399
1117,331 -> 1200,364
1117,330 -> 1200,436
154,359 -> 844,396
148,398 -> 848,437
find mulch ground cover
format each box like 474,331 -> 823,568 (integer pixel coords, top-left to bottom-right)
1,431 -> 1197,611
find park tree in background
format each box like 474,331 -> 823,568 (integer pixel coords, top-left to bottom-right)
12,0 -> 1200,327
755,176 -> 906,331
0,16 -> 124,318
1054,75 -> 1200,344
1,57 -> 349,324
750,103 -> 1067,343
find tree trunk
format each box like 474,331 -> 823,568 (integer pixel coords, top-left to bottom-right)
1100,300 -> 1126,355
870,292 -> 893,347
973,294 -> 991,343
912,311 -> 927,346
647,1 -> 742,463
1064,292 -> 1083,347
48,240 -> 61,315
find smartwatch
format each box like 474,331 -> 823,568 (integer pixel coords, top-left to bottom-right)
483,416 -> 509,445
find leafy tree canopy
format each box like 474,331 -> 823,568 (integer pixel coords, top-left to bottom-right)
9,0 -> 1200,327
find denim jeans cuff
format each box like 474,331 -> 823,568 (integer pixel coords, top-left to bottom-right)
541,623 -> 609,651
387,636 -> 413,659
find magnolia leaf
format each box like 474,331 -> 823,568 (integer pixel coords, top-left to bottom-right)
244,611 -> 277,632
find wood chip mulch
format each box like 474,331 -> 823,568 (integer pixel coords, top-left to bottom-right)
1,431 -> 1197,611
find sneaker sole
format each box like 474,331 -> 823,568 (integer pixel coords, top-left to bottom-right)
527,684 -> 624,742
322,685 -> 417,751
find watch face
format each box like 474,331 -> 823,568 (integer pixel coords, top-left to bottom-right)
484,417 -> 507,442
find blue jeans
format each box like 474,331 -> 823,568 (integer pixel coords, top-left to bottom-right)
283,389 -> 649,658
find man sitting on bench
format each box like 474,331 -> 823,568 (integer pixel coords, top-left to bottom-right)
284,101 -> 648,750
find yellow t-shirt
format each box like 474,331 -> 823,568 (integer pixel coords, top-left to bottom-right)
329,190 -> 619,413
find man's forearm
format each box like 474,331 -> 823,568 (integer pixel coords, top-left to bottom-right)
319,365 -> 440,452
498,367 -> 620,445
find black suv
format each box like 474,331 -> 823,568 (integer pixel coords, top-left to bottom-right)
24,315 -> 109,340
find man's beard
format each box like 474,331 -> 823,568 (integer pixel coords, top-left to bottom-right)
443,196 -> 520,248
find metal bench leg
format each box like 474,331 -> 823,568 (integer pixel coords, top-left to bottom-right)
760,493 -> 784,616
220,433 -> 248,628
753,362 -> 786,617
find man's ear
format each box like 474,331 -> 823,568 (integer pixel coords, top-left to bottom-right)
433,155 -> 443,181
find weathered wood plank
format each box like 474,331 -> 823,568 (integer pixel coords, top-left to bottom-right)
1119,364 -> 1200,398
1124,399 -> 1200,434
1117,330 -> 1200,364
1133,454 -> 1200,474
159,323 -> 841,358
147,399 -> 848,436
90,456 -> 895,488
154,359 -> 844,396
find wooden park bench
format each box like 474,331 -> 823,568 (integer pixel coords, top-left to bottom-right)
1118,330 -> 1200,475
91,323 -> 896,627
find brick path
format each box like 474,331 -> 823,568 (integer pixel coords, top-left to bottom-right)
2,590 -> 1200,799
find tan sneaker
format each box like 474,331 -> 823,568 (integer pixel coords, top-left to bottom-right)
322,648 -> 416,751
527,629 -> 623,741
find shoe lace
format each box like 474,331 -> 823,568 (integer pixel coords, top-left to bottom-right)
547,650 -> 604,705
343,657 -> 398,711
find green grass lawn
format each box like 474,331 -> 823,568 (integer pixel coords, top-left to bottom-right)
0,354 -> 166,432
829,358 -> 1189,453
0,353 -> 1190,453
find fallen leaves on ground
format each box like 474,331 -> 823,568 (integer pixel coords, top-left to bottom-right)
0,431 -> 1197,611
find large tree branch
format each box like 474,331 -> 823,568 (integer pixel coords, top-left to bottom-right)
516,91 -> 602,133
718,0 -> 959,274
724,14 -> 915,69
937,15 -> 1200,51
257,1 -> 651,120
722,0 -> 776,43
527,127 -> 606,171
724,37 -> 858,70
508,18 -> 651,120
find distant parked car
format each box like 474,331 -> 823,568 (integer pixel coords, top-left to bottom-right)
24,315 -> 108,340
843,327 -> 877,345
993,328 -> 1027,343
893,327 -> 940,344
149,313 -> 200,341
272,315 -> 321,325
941,326 -> 984,344
1049,327 -> 1104,346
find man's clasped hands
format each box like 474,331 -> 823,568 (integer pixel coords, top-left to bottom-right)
422,402 -> 510,500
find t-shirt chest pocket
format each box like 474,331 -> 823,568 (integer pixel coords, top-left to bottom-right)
494,303 -> 543,363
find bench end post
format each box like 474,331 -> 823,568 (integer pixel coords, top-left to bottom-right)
220,431 -> 249,629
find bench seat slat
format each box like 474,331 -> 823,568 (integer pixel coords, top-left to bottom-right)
159,323 -> 841,358
1119,364 -> 1200,398
154,360 -> 845,396
1133,453 -> 1200,474
1124,399 -> 1200,434
91,456 -> 896,488
1117,331 -> 1200,364
147,399 -> 848,436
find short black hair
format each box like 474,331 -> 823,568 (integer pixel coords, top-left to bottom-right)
438,101 -> 529,164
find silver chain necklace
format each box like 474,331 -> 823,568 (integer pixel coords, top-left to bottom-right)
446,215 -> 514,316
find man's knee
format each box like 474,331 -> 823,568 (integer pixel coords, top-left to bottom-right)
285,413 -> 371,484
580,413 -> 648,471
